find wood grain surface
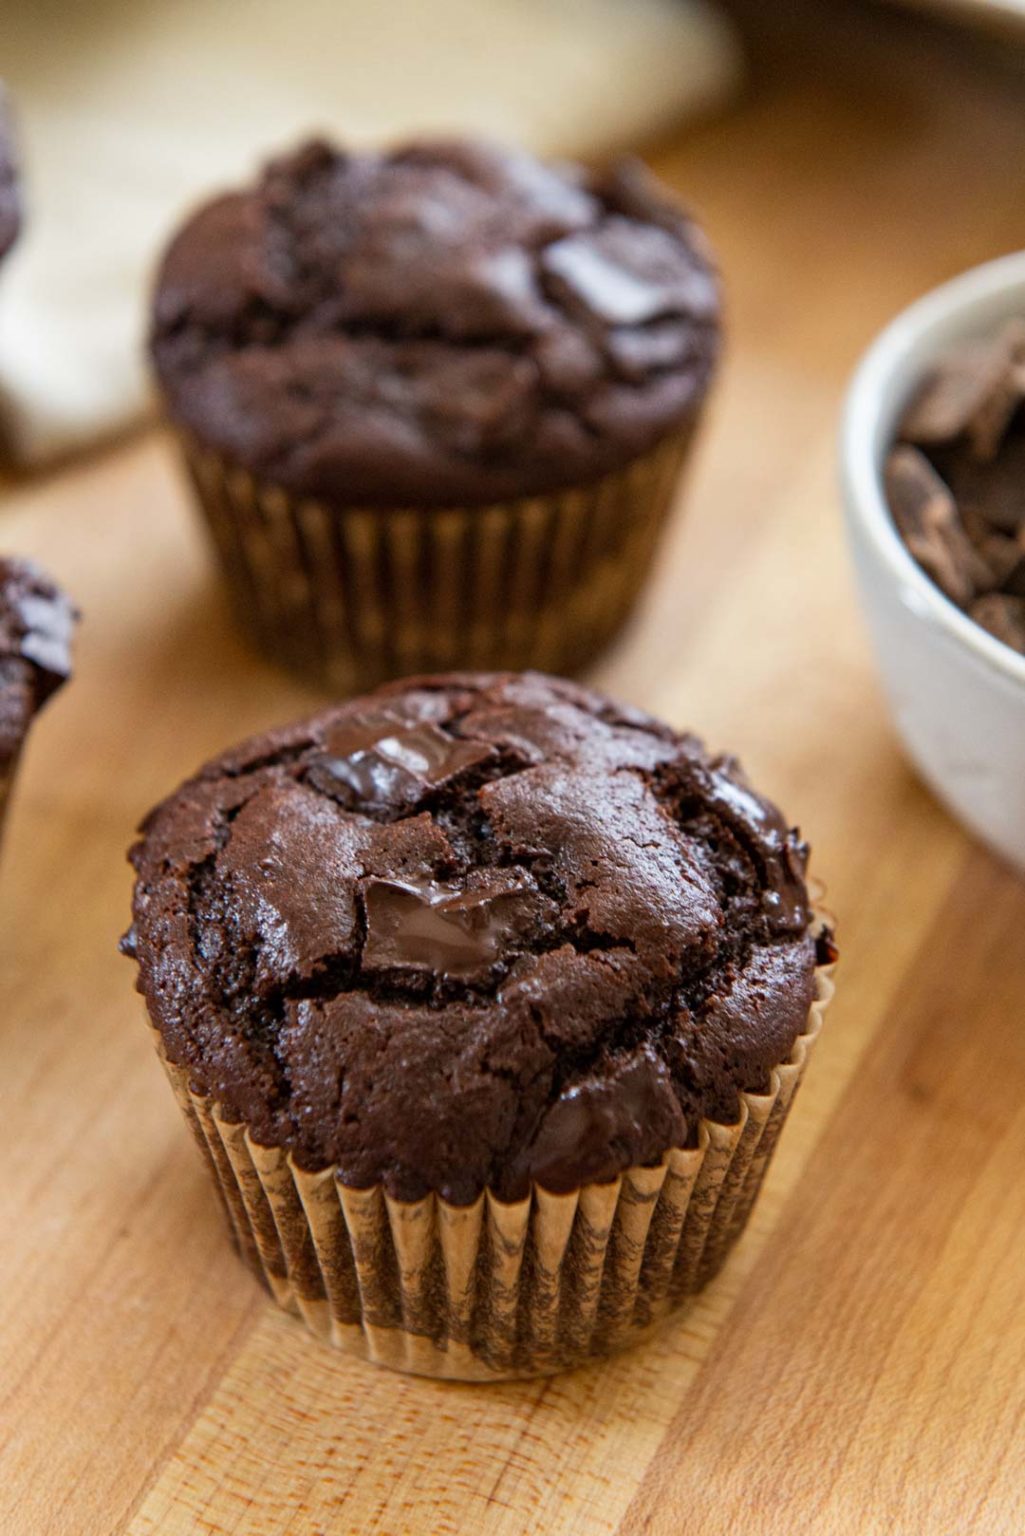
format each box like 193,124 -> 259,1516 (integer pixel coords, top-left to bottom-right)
3,4 -> 1025,1532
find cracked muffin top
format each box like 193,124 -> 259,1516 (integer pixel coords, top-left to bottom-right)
149,138 -> 720,507
125,673 -> 825,1204
0,86 -> 20,263
0,558 -> 77,772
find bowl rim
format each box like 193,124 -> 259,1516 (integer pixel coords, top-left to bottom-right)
841,248 -> 1025,691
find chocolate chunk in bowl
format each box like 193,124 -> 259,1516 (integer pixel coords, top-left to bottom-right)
843,251 -> 1025,872
884,445 -> 990,606
969,592 -> 1025,652
886,315 -> 1025,655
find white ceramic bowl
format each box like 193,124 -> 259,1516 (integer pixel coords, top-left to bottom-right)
842,252 -> 1025,873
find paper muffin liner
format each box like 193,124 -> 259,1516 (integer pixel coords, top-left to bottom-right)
175,420 -> 698,690
151,969 -> 833,1380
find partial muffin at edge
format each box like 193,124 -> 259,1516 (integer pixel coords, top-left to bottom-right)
0,557 -> 77,779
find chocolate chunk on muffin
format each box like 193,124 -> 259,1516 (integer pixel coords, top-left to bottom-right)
0,558 -> 78,833
150,138 -> 721,686
888,317 -> 1025,654
0,86 -> 21,263
128,671 -> 824,1201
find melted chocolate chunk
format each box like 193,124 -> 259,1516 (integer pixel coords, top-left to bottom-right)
362,873 -> 535,977
312,713 -> 495,807
703,759 -> 811,934
126,672 -> 824,1204
505,1047 -> 685,1193
541,218 -> 718,328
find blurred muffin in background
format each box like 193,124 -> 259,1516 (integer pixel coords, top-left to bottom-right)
0,84 -> 21,265
150,137 -> 720,690
0,557 -> 77,842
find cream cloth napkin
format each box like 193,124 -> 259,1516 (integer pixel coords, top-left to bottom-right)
0,0 -> 739,465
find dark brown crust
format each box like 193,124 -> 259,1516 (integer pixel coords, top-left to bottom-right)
126,673 -> 821,1205
150,138 -> 720,507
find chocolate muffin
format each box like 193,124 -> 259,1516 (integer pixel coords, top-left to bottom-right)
126,672 -> 832,1378
0,86 -> 21,265
150,138 -> 720,686
0,558 -> 77,835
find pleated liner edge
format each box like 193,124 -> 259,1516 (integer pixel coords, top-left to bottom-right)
152,970 -> 833,1380
179,421 -> 698,690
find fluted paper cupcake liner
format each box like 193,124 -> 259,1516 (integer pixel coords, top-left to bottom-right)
177,422 -> 698,690
152,970 -> 832,1380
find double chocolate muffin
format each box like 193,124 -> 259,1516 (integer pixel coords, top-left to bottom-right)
0,86 -> 21,266
126,672 -> 832,1378
0,558 -> 77,837
151,138 -> 720,686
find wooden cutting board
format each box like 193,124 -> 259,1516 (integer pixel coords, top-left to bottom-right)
3,5 -> 1025,1532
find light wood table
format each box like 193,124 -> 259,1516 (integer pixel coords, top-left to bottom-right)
3,5 -> 1025,1532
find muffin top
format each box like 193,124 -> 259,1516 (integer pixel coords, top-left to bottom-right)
126,673 -> 825,1204
0,558 -> 77,769
150,138 -> 720,507
0,86 -> 20,261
